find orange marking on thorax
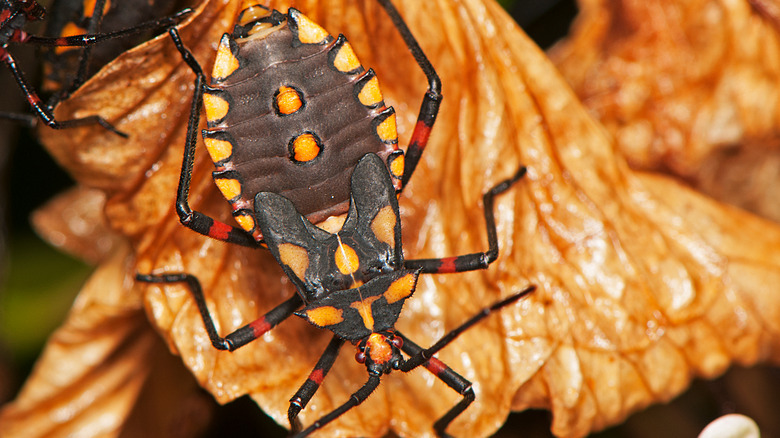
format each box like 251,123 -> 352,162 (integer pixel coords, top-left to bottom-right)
334,237 -> 360,277
384,273 -> 416,304
306,306 -> 344,327
366,333 -> 393,364
350,296 -> 380,331
370,206 -> 396,247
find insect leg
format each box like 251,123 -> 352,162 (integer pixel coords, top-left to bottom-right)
135,272 -> 302,351
288,335 -> 346,431
404,165 -> 527,273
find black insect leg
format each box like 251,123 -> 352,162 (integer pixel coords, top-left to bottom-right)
22,8 -> 193,48
1,49 -> 127,137
2,8 -> 194,136
396,285 -> 535,436
0,111 -> 36,127
288,335 -> 346,431
397,334 -> 473,438
293,374 -> 382,438
404,165 -> 527,273
25,8 -> 194,101
135,272 -> 302,351
376,0 -> 442,190
167,28 -> 260,249
61,0 -> 107,99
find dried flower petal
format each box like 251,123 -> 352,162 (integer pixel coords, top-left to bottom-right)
13,0 -> 780,437
550,0 -> 780,218
31,186 -> 120,264
0,246 -> 154,436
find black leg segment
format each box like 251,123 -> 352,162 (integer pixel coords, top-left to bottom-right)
135,272 -> 302,351
404,165 -> 527,274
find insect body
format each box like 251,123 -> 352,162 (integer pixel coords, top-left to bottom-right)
138,153 -> 534,436
168,0 -> 441,245
0,0 -> 190,135
139,2 -> 533,435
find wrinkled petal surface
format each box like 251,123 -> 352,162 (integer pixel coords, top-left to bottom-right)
550,0 -> 780,220
8,0 -> 780,437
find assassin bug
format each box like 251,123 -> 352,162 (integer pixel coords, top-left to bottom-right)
166,0 -> 440,246
0,0 -> 191,135
139,2 -> 532,434
138,153 -> 534,436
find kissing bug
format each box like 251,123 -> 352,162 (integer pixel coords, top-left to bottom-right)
0,0 -> 192,136
138,153 -> 533,436
166,0 -> 441,246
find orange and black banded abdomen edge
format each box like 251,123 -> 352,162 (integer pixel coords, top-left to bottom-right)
202,7 -> 403,239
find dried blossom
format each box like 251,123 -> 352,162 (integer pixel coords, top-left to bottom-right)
2,1 -> 780,437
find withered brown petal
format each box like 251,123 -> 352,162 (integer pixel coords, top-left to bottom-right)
31,186 -> 120,264
0,246 -> 155,436
550,0 -> 780,182
23,0 -> 780,437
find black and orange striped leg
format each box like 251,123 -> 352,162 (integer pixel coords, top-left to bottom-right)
2,8 -> 193,136
288,335 -> 346,431
60,0 -> 107,99
397,334 -> 473,438
31,7 -> 194,101
397,285 -> 535,436
404,165 -> 527,274
376,0 -> 442,190
292,374 -> 382,438
135,272 -> 302,351
22,9 -> 193,48
167,28 -> 260,249
1,49 -> 127,137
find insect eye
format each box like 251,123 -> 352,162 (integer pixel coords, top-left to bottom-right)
355,351 -> 366,364
391,337 -> 403,349
324,273 -> 349,291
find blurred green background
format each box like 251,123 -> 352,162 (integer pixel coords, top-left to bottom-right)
1,1 -> 779,437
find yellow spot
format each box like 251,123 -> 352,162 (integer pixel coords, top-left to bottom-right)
370,206 -> 396,247
204,137 -> 233,163
83,0 -> 110,18
234,213 -> 255,232
55,23 -> 86,54
351,296 -> 380,331
332,41 -> 361,73
366,333 -> 393,364
384,273 -> 417,304
306,306 -> 344,327
376,113 -> 397,143
291,10 -> 330,44
358,76 -> 384,107
276,86 -> 303,115
389,154 -> 404,179
203,93 -> 230,123
291,133 -> 321,162
334,243 -> 359,275
278,243 -> 309,280
215,178 -> 241,200
212,35 -> 239,80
